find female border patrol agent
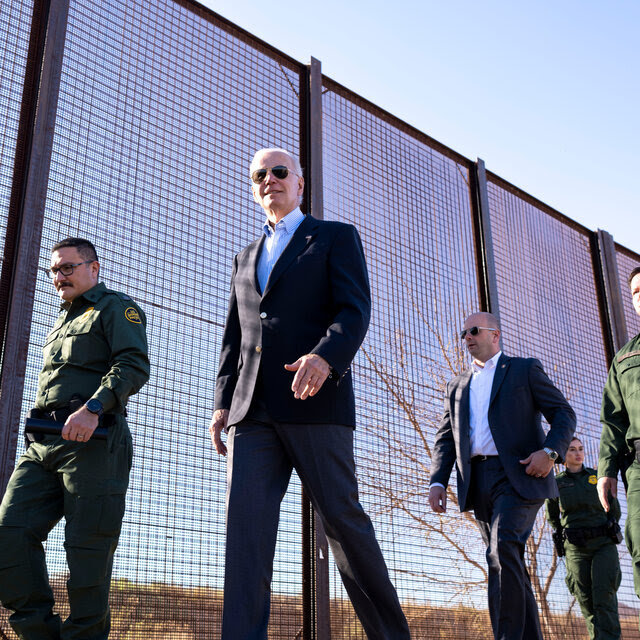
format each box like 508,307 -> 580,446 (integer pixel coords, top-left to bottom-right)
0,238 -> 149,640
546,437 -> 622,640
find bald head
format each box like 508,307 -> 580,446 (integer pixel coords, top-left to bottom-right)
461,312 -> 501,364
465,312 -> 500,330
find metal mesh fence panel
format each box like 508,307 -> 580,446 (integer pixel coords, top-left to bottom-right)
486,176 -> 639,638
321,81 -> 485,638
0,0 -> 33,279
1,0 -> 304,637
2,1 -> 639,638
616,246 -> 640,340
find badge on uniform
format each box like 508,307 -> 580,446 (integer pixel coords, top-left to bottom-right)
588,475 -> 597,484
80,306 -> 94,321
125,307 -> 141,323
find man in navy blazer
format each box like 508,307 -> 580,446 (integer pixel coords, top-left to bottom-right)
210,148 -> 410,639
429,312 -> 576,640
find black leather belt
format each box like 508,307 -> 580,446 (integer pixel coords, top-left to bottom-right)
471,455 -> 499,463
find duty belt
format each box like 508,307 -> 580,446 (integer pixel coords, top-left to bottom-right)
564,524 -> 610,546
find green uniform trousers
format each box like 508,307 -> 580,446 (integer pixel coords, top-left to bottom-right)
0,421 -> 132,640
626,461 -> 640,606
564,536 -> 621,640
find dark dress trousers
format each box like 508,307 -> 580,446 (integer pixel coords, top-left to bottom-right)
215,215 -> 410,639
431,354 -> 576,640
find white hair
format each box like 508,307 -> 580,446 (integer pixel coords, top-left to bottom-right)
250,148 -> 303,177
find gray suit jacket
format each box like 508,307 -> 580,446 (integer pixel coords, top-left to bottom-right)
430,354 -> 576,511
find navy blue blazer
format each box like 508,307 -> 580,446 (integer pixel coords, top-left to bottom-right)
430,354 -> 576,511
214,215 -> 371,427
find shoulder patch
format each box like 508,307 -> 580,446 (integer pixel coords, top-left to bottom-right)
125,307 -> 141,324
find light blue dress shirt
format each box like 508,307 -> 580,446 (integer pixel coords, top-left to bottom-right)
257,207 -> 305,294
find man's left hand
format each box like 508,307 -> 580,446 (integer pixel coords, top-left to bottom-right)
209,409 -> 229,456
62,406 -> 99,442
519,449 -> 554,478
285,354 -> 331,400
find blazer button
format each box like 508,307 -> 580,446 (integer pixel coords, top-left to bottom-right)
259,312 -> 267,319
255,346 -> 262,353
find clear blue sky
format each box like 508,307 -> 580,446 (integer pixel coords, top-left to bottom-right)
199,0 -> 639,255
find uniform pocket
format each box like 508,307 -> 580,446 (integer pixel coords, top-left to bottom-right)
66,491 -> 127,542
60,324 -> 93,361
60,310 -> 109,364
618,357 -> 640,401
97,494 -> 126,538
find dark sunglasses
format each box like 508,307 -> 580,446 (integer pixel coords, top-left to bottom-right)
460,326 -> 497,340
251,165 -> 295,184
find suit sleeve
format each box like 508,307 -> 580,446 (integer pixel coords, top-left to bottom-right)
430,382 -> 457,488
529,359 -> 577,461
598,362 -> 629,479
310,225 -> 371,375
214,256 -> 241,411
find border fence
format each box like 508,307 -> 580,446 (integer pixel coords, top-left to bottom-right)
0,0 -> 638,637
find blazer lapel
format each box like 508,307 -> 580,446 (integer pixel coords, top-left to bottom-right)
489,354 -> 510,406
459,369 -> 472,458
244,235 -> 265,295
456,370 -> 473,460
262,215 -> 318,298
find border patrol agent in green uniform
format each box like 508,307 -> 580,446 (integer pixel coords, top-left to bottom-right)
546,437 -> 622,640
0,238 -> 150,640
598,266 -> 640,624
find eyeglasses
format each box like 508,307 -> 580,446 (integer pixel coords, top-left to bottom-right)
250,165 -> 297,184
460,326 -> 497,340
45,260 -> 94,278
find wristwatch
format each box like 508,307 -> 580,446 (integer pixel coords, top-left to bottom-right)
543,447 -> 558,462
85,398 -> 104,418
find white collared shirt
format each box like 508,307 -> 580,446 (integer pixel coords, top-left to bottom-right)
469,350 -> 502,457
430,350 -> 504,490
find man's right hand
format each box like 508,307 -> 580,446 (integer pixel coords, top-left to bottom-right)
597,476 -> 618,512
209,409 -> 229,456
429,485 -> 447,513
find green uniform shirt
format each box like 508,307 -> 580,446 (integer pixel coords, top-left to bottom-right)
599,332 -> 640,479
35,282 -> 150,414
546,466 -> 620,531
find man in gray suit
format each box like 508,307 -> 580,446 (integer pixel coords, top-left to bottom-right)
209,148 -> 410,639
429,312 -> 576,640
